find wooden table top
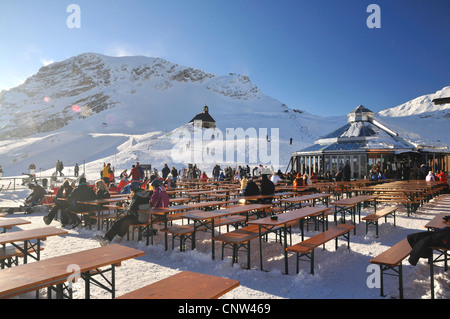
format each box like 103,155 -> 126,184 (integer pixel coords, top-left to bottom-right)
0,227 -> 68,245
0,244 -> 145,299
116,271 -> 239,299
248,206 -> 331,227
0,218 -> 31,229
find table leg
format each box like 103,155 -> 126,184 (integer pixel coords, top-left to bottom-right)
283,225 -> 288,275
258,226 -> 263,271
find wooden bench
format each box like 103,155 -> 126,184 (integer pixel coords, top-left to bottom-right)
376,199 -> 420,217
369,238 -> 412,299
0,245 -> 44,269
212,225 -> 261,268
286,224 -> 355,275
362,206 -> 398,237
0,227 -> 68,264
116,271 -> 240,299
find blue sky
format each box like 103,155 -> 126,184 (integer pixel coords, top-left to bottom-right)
0,0 -> 449,116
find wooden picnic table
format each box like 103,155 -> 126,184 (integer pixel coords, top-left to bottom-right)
116,271 -> 239,299
138,200 -> 229,248
330,195 -> 378,234
0,244 -> 144,299
180,204 -> 272,259
280,193 -> 332,210
424,213 -> 450,231
0,227 -> 68,264
248,206 -> 332,274
0,218 -> 31,233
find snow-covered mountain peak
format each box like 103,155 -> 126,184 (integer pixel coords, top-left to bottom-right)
0,53 -> 265,140
379,86 -> 450,118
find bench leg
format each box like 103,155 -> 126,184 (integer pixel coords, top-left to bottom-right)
295,251 -> 314,275
379,264 -> 403,299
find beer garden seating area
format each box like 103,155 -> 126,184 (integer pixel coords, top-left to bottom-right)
0,176 -> 448,299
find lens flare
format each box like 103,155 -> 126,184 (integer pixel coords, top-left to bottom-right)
72,105 -> 81,112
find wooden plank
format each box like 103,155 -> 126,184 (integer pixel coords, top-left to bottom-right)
116,271 -> 240,299
370,238 -> 412,267
0,227 -> 68,245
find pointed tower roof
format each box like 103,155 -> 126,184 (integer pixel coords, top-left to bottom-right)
347,105 -> 374,123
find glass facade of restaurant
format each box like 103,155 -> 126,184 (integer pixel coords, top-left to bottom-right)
289,149 -> 449,180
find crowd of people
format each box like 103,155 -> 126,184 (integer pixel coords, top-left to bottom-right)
6,157 -> 447,243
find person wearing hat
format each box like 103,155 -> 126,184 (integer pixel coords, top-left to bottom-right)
43,179 -> 73,225
94,181 -> 151,246
149,179 -> 169,208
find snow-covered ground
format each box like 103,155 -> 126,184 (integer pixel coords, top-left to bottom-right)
1,180 -> 449,300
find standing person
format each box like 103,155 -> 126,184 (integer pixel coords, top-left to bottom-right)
43,180 -> 73,225
137,162 -> 145,180
162,164 -> 170,180
94,181 -> 150,246
343,162 -> 351,181
212,165 -> 220,180
102,163 -> 112,185
171,166 -> 178,182
74,163 -> 79,177
66,177 -> 96,228
56,160 -> 64,176
0,165 -> 3,178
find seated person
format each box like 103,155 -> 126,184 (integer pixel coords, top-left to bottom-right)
94,181 -> 151,246
24,183 -> 47,207
43,180 -> 72,225
259,174 -> 275,204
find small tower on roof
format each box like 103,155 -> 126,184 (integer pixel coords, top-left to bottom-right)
347,105 -> 374,123
189,105 -> 216,129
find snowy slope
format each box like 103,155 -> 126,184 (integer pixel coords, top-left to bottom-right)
379,86 -> 450,118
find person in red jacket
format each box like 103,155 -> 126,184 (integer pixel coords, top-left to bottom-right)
128,164 -> 141,181
437,170 -> 448,182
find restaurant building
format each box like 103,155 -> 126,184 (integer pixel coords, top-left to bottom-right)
288,105 -> 450,179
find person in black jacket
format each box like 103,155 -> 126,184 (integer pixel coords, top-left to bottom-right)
243,178 -> 260,196
43,179 -> 73,225
260,174 -> 275,204
94,181 -> 150,246
95,179 -> 110,199
161,164 -> 170,180
66,177 -> 96,228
